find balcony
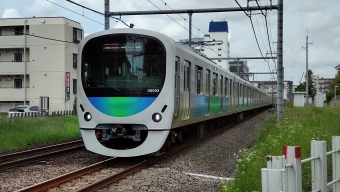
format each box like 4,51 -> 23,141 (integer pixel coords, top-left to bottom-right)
0,88 -> 25,101
0,62 -> 26,74
0,35 -> 25,48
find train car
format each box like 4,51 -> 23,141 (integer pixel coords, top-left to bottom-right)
77,28 -> 271,157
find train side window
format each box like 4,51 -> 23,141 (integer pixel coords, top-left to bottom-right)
212,72 -> 217,95
206,69 -> 210,94
225,78 -> 228,97
184,60 -> 191,91
220,75 -> 223,97
195,66 -> 203,94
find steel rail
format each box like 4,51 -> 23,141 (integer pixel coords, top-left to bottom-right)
17,107 -> 269,192
77,108 -> 268,192
0,146 -> 84,171
17,158 -> 117,192
0,140 -> 83,162
0,140 -> 84,171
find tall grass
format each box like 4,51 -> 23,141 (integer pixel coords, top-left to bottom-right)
221,105 -> 340,192
0,115 -> 80,152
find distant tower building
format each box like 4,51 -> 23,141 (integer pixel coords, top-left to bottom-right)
202,20 -> 230,70
228,60 -> 250,81
178,20 -> 230,70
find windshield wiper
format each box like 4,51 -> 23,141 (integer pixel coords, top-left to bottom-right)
100,82 -> 121,92
133,87 -> 147,92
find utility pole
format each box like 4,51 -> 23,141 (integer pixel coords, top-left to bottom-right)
302,28 -> 312,104
276,0 -> 283,120
105,0 -> 110,30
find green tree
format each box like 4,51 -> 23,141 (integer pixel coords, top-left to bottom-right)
326,67 -> 340,103
295,69 -> 316,99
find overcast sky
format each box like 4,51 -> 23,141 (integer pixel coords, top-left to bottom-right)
1,0 -> 339,85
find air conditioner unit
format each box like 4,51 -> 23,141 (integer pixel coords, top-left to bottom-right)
6,77 -> 12,81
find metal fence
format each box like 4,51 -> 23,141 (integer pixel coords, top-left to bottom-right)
7,110 -> 75,118
261,136 -> 340,192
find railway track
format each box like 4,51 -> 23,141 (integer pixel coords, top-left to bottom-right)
16,109 -> 264,192
0,140 -> 84,171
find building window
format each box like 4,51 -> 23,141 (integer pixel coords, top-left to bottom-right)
73,28 -> 82,42
218,60 -> 221,62
218,54 -> 221,56
14,79 -> 22,88
218,48 -> 221,51
14,53 -> 22,62
73,79 -> 77,94
15,26 -> 24,35
0,28 -> 2,36
73,53 -> 77,68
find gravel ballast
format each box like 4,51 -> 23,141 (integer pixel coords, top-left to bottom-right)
0,110 -> 273,192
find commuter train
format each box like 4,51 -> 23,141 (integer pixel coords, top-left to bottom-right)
77,28 -> 271,157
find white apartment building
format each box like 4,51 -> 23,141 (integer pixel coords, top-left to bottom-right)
202,20 -> 230,70
0,17 -> 83,113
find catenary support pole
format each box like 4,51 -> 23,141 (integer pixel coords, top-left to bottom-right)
276,0 -> 283,120
105,0 -> 110,30
188,12 -> 193,47
237,59 -> 240,76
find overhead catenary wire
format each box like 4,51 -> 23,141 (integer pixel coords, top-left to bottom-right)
234,0 -> 266,62
45,0 -> 105,26
257,0 -> 277,73
159,0 -> 204,37
254,0 -> 274,59
157,0 -> 228,55
146,0 -> 200,40
64,0 -> 130,28
235,0 -> 278,80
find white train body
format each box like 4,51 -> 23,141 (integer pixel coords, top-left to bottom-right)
77,28 -> 271,157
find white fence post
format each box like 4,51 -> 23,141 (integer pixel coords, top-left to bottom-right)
333,136 -> 340,192
283,146 -> 302,192
261,169 -> 283,192
261,156 -> 285,192
311,140 -> 327,191
267,155 -> 285,169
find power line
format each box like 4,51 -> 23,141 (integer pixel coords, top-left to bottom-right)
45,0 -> 105,26
159,0 -> 204,36
65,0 -> 130,27
0,27 -> 75,44
256,0 -> 277,71
234,0 -> 266,62
234,0 -> 277,80
157,0 -> 228,55
255,0 -> 273,59
146,0 -> 200,39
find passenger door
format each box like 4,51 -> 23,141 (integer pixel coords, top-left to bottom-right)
205,69 -> 210,115
173,57 -> 180,121
182,60 -> 191,120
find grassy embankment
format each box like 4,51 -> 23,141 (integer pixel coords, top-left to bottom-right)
0,115 -> 80,152
221,102 -> 340,192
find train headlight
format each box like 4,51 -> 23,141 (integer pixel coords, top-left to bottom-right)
152,113 -> 162,122
84,112 -> 92,121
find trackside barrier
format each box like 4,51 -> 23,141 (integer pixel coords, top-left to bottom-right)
261,136 -> 340,192
8,110 -> 75,118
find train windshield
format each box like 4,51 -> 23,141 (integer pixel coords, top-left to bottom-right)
81,34 -> 166,97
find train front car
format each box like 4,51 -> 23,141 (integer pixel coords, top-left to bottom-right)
77,29 -> 175,157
